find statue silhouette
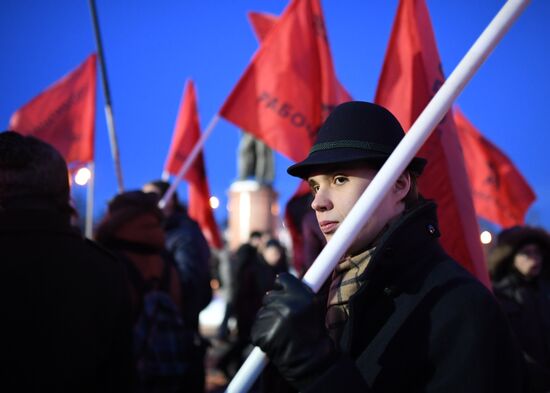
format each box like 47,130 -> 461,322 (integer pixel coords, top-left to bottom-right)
237,131 -> 274,185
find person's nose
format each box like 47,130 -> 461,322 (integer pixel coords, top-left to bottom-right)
311,188 -> 333,212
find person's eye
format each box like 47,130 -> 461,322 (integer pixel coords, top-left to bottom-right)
334,176 -> 348,185
310,184 -> 320,195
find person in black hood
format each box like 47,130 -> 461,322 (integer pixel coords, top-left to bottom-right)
489,225 -> 550,391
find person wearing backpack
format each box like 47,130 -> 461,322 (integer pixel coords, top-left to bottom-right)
96,190 -> 202,393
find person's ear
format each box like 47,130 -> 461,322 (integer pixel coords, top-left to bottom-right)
393,171 -> 411,201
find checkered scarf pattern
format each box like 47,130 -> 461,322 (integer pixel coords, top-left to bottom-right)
325,247 -> 375,343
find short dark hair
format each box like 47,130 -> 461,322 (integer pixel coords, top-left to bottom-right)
368,163 -> 421,209
95,190 -> 163,246
0,131 -> 71,213
403,170 -> 420,209
144,179 -> 187,213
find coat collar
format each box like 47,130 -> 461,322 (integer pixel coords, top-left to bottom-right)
357,199 -> 445,294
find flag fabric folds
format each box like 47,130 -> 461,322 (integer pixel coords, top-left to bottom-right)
220,0 -> 351,163
454,107 -> 535,228
248,11 -> 278,42
9,54 -> 97,166
164,80 -> 223,249
375,0 -> 489,286
244,3 -> 352,272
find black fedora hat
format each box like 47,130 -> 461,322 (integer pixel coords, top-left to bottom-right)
287,101 -> 427,178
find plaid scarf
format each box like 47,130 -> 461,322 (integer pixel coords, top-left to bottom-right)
325,247 -> 375,343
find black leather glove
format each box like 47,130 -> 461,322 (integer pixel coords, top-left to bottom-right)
251,273 -> 338,390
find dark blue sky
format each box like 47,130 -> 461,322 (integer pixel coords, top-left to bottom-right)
1,1 -> 548,232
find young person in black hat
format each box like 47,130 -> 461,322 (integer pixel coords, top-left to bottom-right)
250,102 -> 526,392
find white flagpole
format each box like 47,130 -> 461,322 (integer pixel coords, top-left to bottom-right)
158,114 -> 220,209
85,162 -> 95,239
225,0 -> 530,392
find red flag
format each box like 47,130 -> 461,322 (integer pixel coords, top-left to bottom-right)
454,107 -> 535,227
245,5 -> 351,270
248,11 -> 278,42
375,0 -> 489,286
247,9 -> 351,109
164,80 -> 223,249
220,0 -> 352,162
9,54 -> 97,166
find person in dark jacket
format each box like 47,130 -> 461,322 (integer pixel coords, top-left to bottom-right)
215,231 -> 267,379
489,226 -> 550,391
257,238 -> 296,393
261,238 -> 289,277
0,131 -> 133,392
142,180 -> 211,393
143,180 -> 213,326
250,102 -> 526,392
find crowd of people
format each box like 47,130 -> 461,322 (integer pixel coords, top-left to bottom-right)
2,100 -> 550,393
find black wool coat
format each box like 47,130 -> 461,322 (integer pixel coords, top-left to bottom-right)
305,201 -> 526,393
0,208 -> 133,393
